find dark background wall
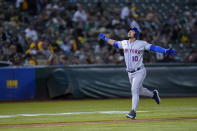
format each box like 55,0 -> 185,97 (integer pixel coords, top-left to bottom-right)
0,63 -> 197,100
35,63 -> 197,99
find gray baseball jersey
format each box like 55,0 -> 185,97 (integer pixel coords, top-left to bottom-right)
117,40 -> 152,71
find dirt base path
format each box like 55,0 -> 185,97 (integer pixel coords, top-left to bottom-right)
0,117 -> 197,128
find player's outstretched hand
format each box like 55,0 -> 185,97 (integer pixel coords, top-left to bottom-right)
166,48 -> 176,56
99,33 -> 106,40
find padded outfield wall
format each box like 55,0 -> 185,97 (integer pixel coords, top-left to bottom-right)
0,64 -> 197,100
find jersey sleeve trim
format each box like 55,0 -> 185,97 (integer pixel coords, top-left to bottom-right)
144,42 -> 152,50
117,41 -> 123,49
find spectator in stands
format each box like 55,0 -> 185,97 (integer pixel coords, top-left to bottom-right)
5,5 -> 19,21
39,41 -> 53,59
171,6 -> 180,19
59,54 -> 69,66
103,52 -> 110,64
190,20 -> 197,44
71,55 -> 80,65
72,5 -> 87,24
47,53 -> 59,65
168,15 -> 176,25
50,38 -> 61,53
113,24 -> 127,39
16,0 -> 22,9
145,7 -> 162,24
85,17 -> 97,37
17,31 -> 28,51
59,35 -> 72,54
184,49 -> 197,63
180,32 -> 189,44
8,44 -> 17,64
96,2 -> 104,15
130,4 -> 137,17
112,15 -> 121,27
170,23 -> 180,42
37,0 -> 46,12
95,56 -> 103,64
11,53 -> 24,66
57,1 -> 65,12
2,42 -> 9,57
84,52 -> 95,64
24,54 -> 37,66
25,42 -> 37,55
25,24 -> 38,41
120,5 -> 130,20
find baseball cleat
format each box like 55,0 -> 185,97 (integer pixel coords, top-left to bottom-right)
152,90 -> 161,104
126,110 -> 136,119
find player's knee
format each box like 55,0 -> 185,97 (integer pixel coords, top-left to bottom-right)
132,88 -> 139,94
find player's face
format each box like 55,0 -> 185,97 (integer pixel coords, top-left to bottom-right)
128,30 -> 135,38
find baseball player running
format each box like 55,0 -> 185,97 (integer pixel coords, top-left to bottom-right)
99,27 -> 176,119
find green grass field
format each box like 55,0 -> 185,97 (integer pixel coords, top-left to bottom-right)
0,97 -> 197,131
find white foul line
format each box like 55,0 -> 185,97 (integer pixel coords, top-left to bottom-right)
0,111 -> 149,118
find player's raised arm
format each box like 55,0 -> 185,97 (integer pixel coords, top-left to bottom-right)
149,45 -> 177,56
99,33 -> 119,48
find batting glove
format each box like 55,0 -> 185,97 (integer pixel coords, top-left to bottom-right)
99,33 -> 109,42
166,48 -> 177,56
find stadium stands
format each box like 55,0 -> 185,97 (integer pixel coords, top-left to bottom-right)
0,0 -> 196,66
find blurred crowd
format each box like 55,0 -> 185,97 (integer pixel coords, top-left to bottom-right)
0,0 -> 197,66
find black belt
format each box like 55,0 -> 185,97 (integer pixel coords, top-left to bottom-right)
128,66 -> 143,73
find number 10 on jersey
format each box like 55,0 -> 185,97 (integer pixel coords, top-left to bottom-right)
132,56 -> 138,62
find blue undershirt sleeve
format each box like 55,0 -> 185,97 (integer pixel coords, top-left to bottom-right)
150,45 -> 166,53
